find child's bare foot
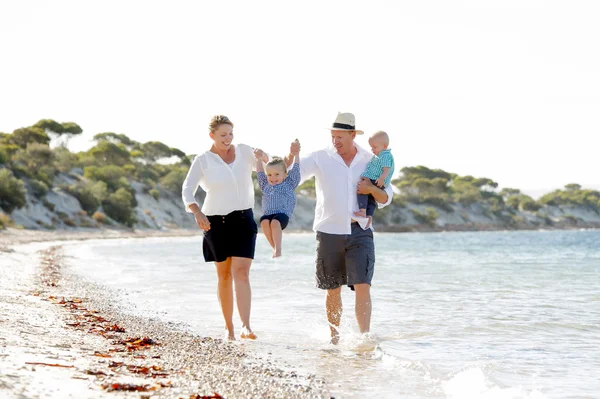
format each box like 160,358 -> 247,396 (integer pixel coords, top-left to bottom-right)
354,209 -> 367,218
240,327 -> 257,340
272,249 -> 282,258
365,216 -> 372,229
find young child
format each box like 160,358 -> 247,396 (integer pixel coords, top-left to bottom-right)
255,145 -> 300,258
355,131 -> 395,227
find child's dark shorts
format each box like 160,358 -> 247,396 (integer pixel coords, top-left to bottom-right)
260,213 -> 290,230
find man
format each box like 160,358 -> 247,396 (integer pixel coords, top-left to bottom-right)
291,112 -> 393,344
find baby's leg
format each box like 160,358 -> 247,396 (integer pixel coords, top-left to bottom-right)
261,219 -> 275,250
271,220 -> 282,258
356,193 -> 369,217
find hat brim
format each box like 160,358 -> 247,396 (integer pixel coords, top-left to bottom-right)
326,127 -> 364,135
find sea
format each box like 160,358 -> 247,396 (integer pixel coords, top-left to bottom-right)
63,229 -> 600,398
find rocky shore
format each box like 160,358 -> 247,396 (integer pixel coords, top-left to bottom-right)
0,231 -> 329,399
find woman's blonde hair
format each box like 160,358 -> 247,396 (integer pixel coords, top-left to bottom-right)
209,115 -> 234,133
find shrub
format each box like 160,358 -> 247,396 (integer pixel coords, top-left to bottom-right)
411,207 -> 438,226
0,169 -> 27,213
520,197 -> 542,211
66,181 -> 108,215
0,213 -> 12,229
102,188 -> 137,227
42,200 -> 55,211
149,188 -> 160,201
29,179 -> 49,198
92,211 -> 108,224
159,168 -> 187,195
84,165 -> 127,191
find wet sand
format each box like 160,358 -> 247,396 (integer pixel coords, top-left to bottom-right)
0,229 -> 328,398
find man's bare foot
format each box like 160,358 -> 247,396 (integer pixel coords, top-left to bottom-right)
354,209 -> 367,218
330,332 -> 340,345
240,327 -> 257,340
272,249 -> 282,258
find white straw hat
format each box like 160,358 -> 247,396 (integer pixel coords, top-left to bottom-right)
327,112 -> 364,135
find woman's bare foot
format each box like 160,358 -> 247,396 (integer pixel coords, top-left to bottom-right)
240,327 -> 257,340
354,209 -> 367,218
272,249 -> 282,258
225,329 -> 235,341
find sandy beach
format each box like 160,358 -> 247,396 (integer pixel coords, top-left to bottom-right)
0,228 -> 328,399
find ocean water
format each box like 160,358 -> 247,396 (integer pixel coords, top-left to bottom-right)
64,230 -> 600,398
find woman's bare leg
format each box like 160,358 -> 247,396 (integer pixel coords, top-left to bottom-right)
215,258 -> 234,340
231,257 -> 256,339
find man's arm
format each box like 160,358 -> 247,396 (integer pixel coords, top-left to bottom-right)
357,177 -> 393,207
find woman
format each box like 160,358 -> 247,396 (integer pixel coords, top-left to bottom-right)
181,115 -> 267,340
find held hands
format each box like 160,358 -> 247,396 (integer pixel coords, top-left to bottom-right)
253,148 -> 269,163
290,139 -> 301,156
194,211 -> 211,231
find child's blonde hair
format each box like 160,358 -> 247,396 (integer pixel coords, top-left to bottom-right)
265,157 -> 287,173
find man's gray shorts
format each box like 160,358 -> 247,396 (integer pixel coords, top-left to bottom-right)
315,223 -> 375,290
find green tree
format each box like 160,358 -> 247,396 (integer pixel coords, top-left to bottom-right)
88,141 -> 131,166
141,141 -> 172,163
9,127 -> 50,148
93,132 -> 134,146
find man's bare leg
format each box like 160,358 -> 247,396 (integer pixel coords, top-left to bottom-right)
326,287 -> 343,344
231,257 -> 256,339
215,258 -> 235,340
261,220 -> 275,250
271,220 -> 283,258
354,283 -> 371,334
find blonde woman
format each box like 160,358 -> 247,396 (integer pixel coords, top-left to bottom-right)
182,115 -> 267,340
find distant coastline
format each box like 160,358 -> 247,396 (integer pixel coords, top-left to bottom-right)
2,119 -> 599,234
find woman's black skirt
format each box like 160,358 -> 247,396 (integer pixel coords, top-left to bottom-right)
203,208 -> 258,263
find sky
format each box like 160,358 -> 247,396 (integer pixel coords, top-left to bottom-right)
1,0 -> 599,198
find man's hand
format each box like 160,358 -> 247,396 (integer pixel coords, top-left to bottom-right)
357,177 -> 375,194
290,139 -> 300,155
375,176 -> 385,188
253,148 -> 268,163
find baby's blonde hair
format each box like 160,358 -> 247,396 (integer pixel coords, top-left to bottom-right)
209,115 -> 234,133
371,130 -> 389,146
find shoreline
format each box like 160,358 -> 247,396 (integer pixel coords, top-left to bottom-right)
0,236 -> 328,398
3,219 -> 600,251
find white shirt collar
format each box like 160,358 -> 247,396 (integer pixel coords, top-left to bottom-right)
326,143 -> 372,163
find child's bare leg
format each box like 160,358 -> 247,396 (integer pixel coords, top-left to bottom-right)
261,220 -> 275,250
271,220 -> 283,258
354,209 -> 367,218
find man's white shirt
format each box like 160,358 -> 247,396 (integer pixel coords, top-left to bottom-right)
299,144 -> 393,235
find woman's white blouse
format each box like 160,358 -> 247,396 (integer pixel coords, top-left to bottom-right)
181,144 -> 255,216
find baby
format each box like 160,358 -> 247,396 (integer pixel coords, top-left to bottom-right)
355,131 -> 395,226
255,144 -> 300,258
